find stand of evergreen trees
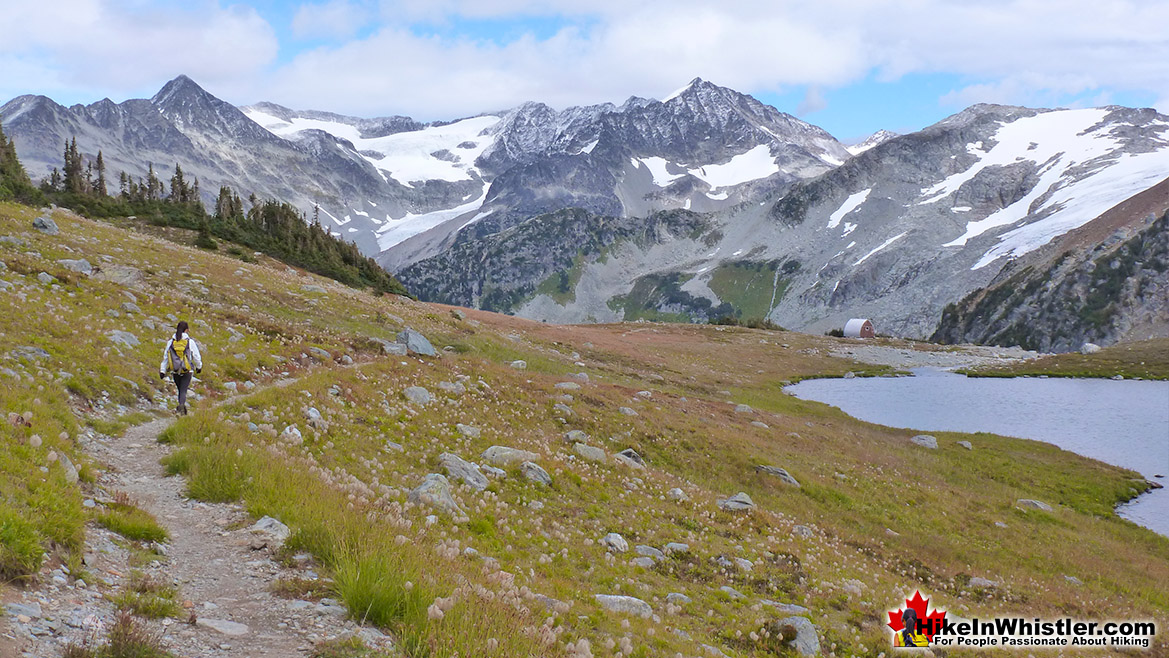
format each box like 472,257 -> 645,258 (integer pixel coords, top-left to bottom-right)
6,130 -> 407,296
0,123 -> 43,204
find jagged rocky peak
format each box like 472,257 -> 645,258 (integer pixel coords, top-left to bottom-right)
847,129 -> 899,155
152,74 -> 272,142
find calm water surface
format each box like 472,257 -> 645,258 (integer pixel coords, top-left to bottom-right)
787,369 -> 1169,536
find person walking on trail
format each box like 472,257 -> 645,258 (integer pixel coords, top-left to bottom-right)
159,321 -> 202,415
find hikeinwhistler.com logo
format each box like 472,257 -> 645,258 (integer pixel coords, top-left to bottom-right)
888,591 -> 1158,649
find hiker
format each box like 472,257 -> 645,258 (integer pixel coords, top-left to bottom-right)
159,321 -> 202,415
893,607 -> 930,647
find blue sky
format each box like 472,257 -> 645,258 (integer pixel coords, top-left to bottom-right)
1,0 -> 1166,142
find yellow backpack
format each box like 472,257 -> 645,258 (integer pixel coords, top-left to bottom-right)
168,338 -> 192,374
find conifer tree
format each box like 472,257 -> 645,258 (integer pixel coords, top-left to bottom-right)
95,151 -> 107,197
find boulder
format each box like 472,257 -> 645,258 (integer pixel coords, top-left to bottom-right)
509,360 -> 527,370
665,592 -> 691,605
564,430 -> 589,443
666,488 -> 688,502
372,338 -> 408,356
403,386 -> 431,405
734,404 -> 753,413
57,259 -> 92,275
594,594 -> 652,618
630,557 -> 655,569
37,272 -> 55,285
248,516 -> 291,550
792,525 -> 814,538
615,448 -> 645,467
761,600 -> 810,615
573,442 -> 607,463
1080,342 -> 1102,355
107,330 -> 139,348
33,215 -> 59,235
755,465 -> 800,487
437,381 -> 466,396
663,542 -> 690,555
555,381 -> 581,390
719,586 -> 746,600
455,423 -> 481,438
957,440 -> 973,450
635,545 -> 664,560
771,616 -> 820,656
968,576 -> 998,588
520,461 -> 552,486
601,532 -> 628,552
481,446 -> 540,466
439,453 -> 488,492
717,492 -> 755,512
618,406 -> 639,416
910,434 -> 938,449
408,474 -> 465,519
396,328 -> 436,356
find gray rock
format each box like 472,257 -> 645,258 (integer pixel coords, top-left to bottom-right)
663,542 -> 690,555
455,423 -> 481,438
0,236 -> 27,247
968,576 -> 998,588
717,492 -> 755,511
437,381 -> 466,396
719,585 -> 746,600
772,616 -> 820,656
408,474 -> 465,518
552,403 -> 573,416
196,618 -> 250,636
481,445 -> 539,466
509,360 -> 527,369
282,425 -> 304,443
555,381 -> 581,390
564,429 -> 588,443
57,259 -> 92,275
594,594 -> 652,618
0,280 -> 10,292
397,328 -> 436,356
573,442 -> 607,463
107,330 -> 140,348
751,421 -> 770,429
248,516 -> 291,550
761,600 -> 810,615
307,347 -> 331,360
305,407 -> 322,421
1080,342 -> 1102,355
957,440 -> 973,450
635,545 -> 664,560
734,557 -> 754,571
755,465 -> 800,487
403,386 -> 432,405
451,309 -> 466,320
601,532 -> 628,552
440,453 -> 488,492
666,488 -> 688,501
665,592 -> 691,605
910,434 -> 938,449
37,272 -> 55,285
734,404 -> 753,413
1016,498 -> 1053,512
5,602 -> 42,619
11,346 -> 50,360
1065,575 -> 1083,586
372,338 -> 408,356
615,448 -> 645,467
618,406 -> 639,416
521,461 -> 552,485
33,215 -> 58,235
630,556 -> 655,569
482,465 -> 506,478
58,453 -> 79,484
792,525 -> 814,538
302,285 -> 328,294
569,372 -> 589,381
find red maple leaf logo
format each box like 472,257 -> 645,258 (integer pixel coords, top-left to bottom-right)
887,591 -> 947,641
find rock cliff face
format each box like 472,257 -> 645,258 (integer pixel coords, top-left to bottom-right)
401,105 -> 1169,339
933,180 -> 1169,351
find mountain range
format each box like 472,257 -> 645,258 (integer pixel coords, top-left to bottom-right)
3,75 -> 1167,347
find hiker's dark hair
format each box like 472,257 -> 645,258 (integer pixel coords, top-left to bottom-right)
175,321 -> 188,341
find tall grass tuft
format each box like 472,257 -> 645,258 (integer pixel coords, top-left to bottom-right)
0,505 -> 44,579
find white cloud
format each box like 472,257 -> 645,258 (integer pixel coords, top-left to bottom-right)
797,87 -> 828,116
2,0 -> 1167,125
292,0 -> 371,40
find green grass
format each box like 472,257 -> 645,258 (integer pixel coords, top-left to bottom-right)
95,502 -> 168,544
965,337 -> 1169,380
0,505 -> 44,580
705,260 -> 787,319
109,571 -> 182,619
62,611 -> 174,658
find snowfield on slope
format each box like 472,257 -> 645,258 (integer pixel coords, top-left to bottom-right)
635,145 -> 782,190
245,109 -> 499,188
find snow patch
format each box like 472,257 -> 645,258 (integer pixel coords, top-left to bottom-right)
854,232 -> 908,266
375,184 -> 490,251
951,206 -> 972,213
706,191 -> 730,201
827,189 -> 871,229
579,139 -> 598,155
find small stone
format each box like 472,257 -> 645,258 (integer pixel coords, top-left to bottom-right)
196,618 -> 250,636
1016,498 -> 1053,512
521,461 -> 552,486
734,404 -> 753,413
957,440 -> 973,450
408,474 -> 466,519
717,492 -> 755,511
601,532 -> 628,552
755,465 -> 800,487
248,516 -> 291,550
968,576 -> 998,588
509,360 -> 527,370
564,429 -> 588,443
403,386 -> 431,405
107,330 -> 140,348
630,556 -> 655,569
618,406 -> 638,416
594,594 -> 652,618
573,442 -> 607,463
792,525 -> 814,538
481,445 -> 539,466
663,542 -> 689,555
455,423 -> 481,438
665,592 -> 691,605
37,272 -> 56,285
555,381 -> 580,390
719,585 -> 746,600
666,488 -> 688,502
57,259 -> 92,275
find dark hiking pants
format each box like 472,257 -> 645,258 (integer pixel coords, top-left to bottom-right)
173,372 -> 192,410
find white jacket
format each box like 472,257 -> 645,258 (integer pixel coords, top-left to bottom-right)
160,332 -> 203,374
